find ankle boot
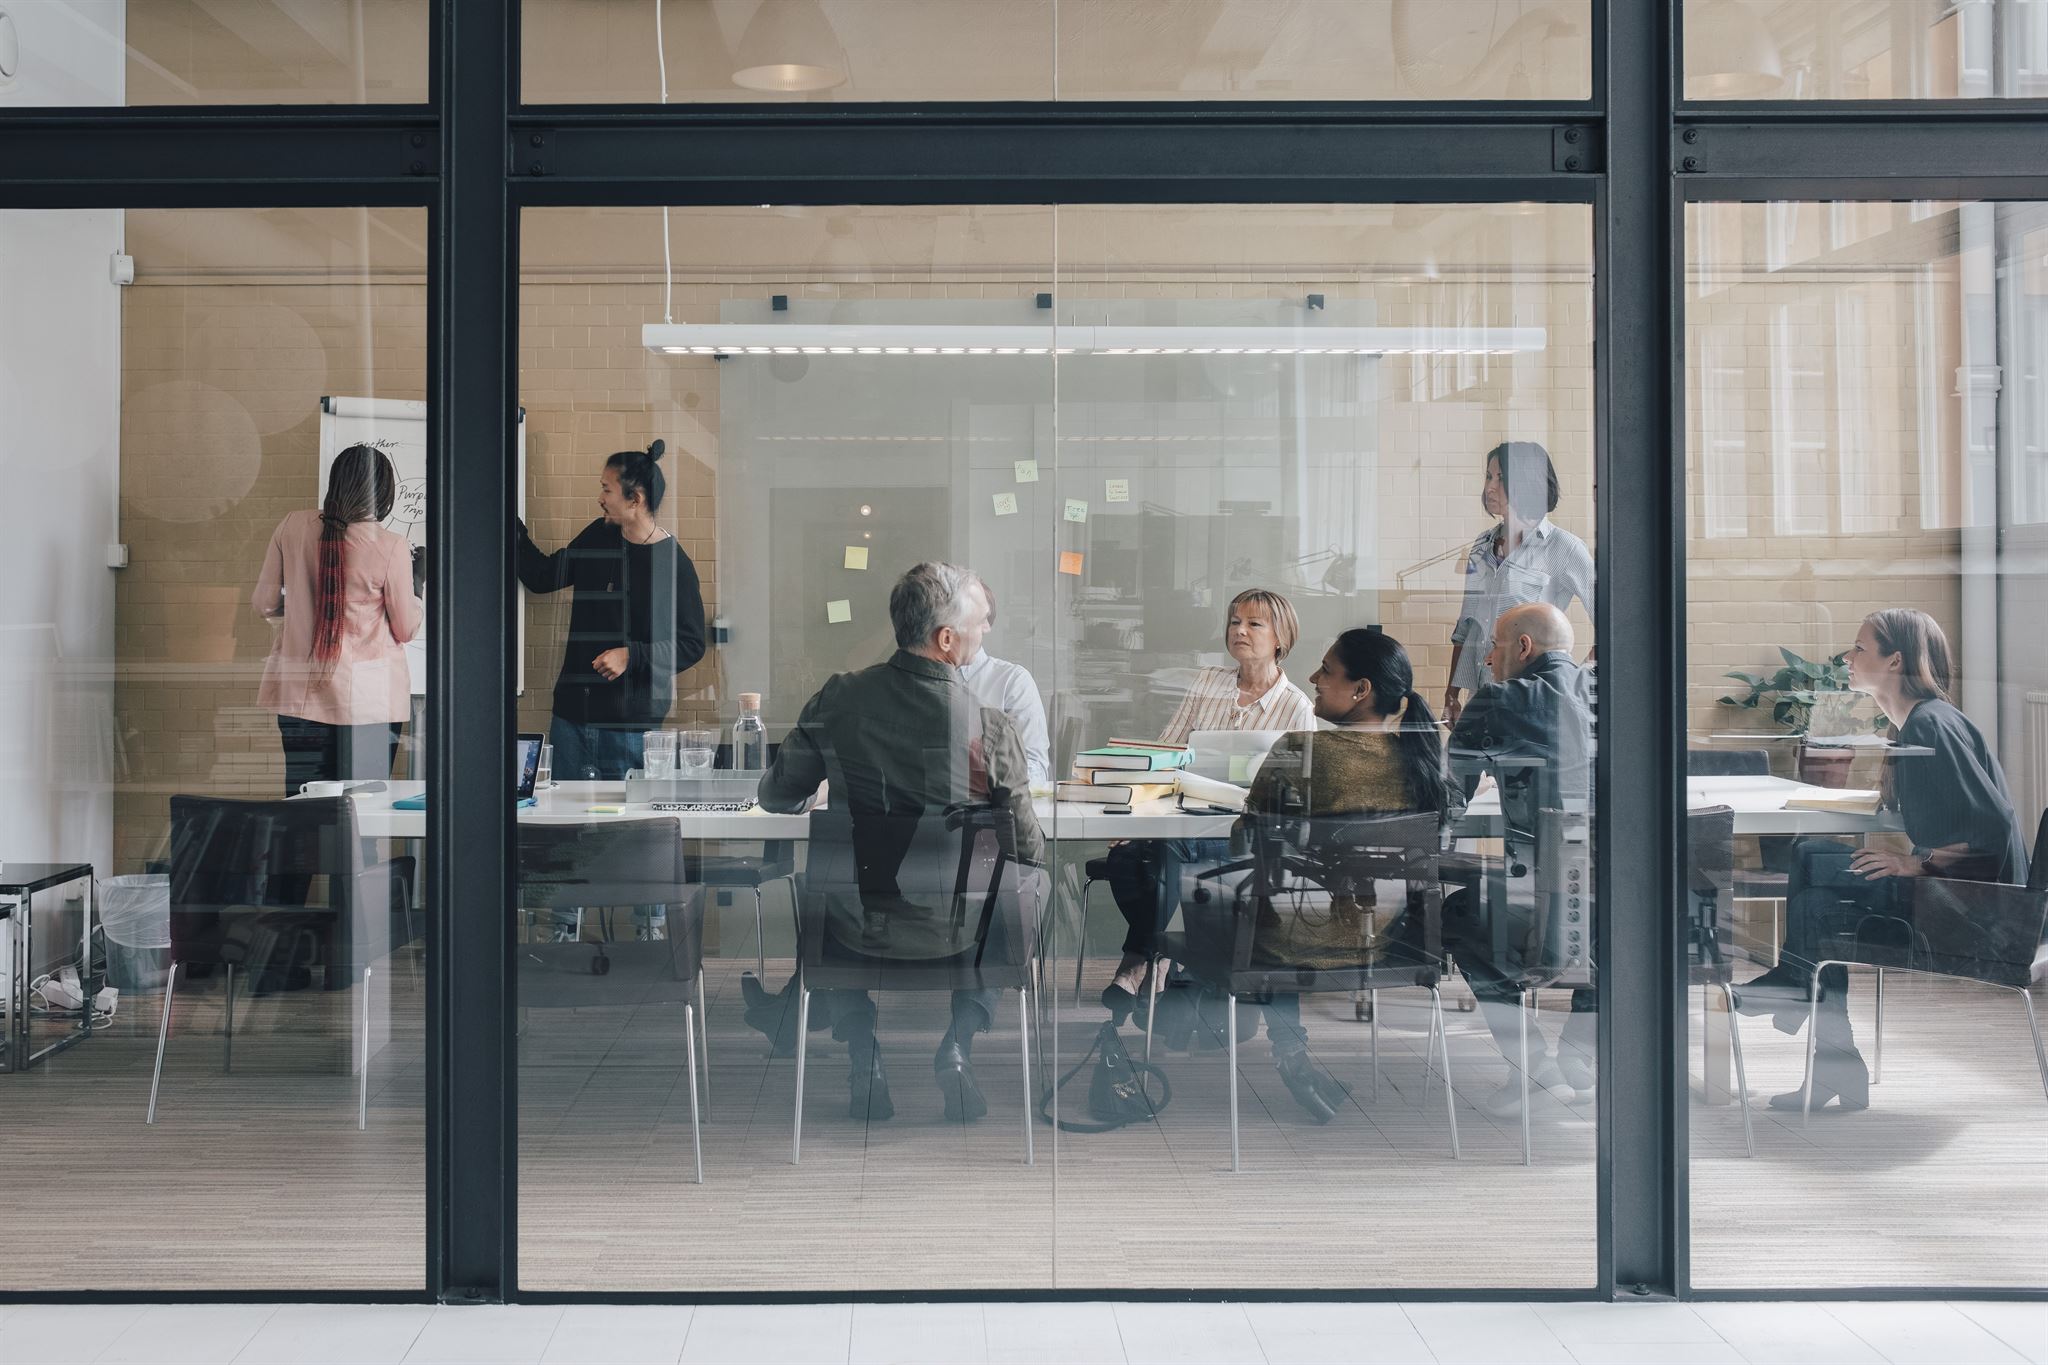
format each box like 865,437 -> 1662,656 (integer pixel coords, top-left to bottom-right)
1274,1048 -> 1340,1125
847,1036 -> 894,1121
935,1019 -> 989,1122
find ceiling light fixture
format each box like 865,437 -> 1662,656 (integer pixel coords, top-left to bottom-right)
644,322 -> 1545,358
732,0 -> 848,93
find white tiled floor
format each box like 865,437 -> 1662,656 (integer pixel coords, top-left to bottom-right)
0,1300 -> 2041,1364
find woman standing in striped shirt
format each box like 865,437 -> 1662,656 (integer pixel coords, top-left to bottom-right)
1101,588 -> 1315,1003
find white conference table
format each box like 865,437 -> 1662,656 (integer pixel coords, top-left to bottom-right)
342,773 -> 1890,842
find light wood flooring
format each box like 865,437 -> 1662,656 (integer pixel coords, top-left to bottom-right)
4,947 -> 2043,1293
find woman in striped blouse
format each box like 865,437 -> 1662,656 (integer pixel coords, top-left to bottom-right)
1101,588 -> 1316,1004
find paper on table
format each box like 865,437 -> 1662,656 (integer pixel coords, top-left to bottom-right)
992,492 -> 1018,516
1014,459 -> 1039,483
825,599 -> 852,623
1064,498 -> 1089,523
1058,551 -> 1083,576
843,546 -> 868,570
1105,478 -> 1129,503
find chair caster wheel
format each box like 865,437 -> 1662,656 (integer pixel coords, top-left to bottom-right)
1355,999 -> 1374,1022
591,956 -> 611,976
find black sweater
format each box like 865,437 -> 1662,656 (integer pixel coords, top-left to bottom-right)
516,518 -> 707,728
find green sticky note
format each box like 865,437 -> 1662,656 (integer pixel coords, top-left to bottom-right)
1105,479 -> 1130,503
844,546 -> 868,570
1229,754 -> 1252,784
1014,459 -> 1039,484
992,492 -> 1018,516
826,599 -> 852,624
1064,498 -> 1089,523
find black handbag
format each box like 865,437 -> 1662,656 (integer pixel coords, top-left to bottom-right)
1037,1020 -> 1172,1132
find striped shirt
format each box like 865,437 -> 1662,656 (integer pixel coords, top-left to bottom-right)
1157,666 -> 1316,746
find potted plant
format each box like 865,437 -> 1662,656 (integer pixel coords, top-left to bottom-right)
1719,648 -> 1885,787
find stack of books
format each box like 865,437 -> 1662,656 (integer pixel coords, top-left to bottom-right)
1053,739 -> 1191,809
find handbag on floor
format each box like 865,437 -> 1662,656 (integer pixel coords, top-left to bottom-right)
1036,1020 -> 1171,1132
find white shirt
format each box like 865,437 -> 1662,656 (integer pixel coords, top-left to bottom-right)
1157,665 -> 1316,746
1451,516 -> 1595,691
960,651 -> 1051,786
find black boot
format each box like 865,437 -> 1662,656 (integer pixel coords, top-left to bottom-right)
1274,1047 -> 1348,1125
1768,1000 -> 1868,1112
740,974 -> 801,1057
935,1018 -> 989,1122
847,1035 -> 894,1121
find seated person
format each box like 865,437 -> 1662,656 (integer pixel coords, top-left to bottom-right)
1735,609 -> 2026,1113
959,576 -> 1051,786
1443,601 -> 1597,1119
1169,628 -> 1450,1124
746,562 -> 1045,1124
1101,587 -> 1316,1001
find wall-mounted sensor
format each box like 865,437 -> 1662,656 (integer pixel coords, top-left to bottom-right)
0,10 -> 19,86
107,544 -> 129,570
110,254 -> 135,286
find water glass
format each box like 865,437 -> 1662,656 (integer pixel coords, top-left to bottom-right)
535,743 -> 553,789
642,730 -> 676,779
678,728 -> 717,776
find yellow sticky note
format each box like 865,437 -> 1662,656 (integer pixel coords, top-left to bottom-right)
992,492 -> 1018,516
1014,459 -> 1040,484
1058,551 -> 1084,576
1064,498 -> 1089,523
826,599 -> 852,624
843,546 -> 868,570
1105,479 -> 1130,503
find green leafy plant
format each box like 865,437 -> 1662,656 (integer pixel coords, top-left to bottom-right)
1719,647 -> 1882,735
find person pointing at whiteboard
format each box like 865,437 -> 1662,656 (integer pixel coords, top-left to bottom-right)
516,440 -> 709,783
254,442 -> 424,796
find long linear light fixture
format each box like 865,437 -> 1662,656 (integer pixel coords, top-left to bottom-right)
642,323 -> 1545,357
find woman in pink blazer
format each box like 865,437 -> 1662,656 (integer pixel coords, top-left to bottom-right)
252,443 -> 423,796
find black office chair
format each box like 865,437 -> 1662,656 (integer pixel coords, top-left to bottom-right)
790,798 -> 1042,1166
1792,807 -> 2048,1124
1164,809 -> 1461,1171
518,819 -> 708,1183
1687,747 -> 1791,923
150,795 -> 408,1129
1686,806 -> 1755,1157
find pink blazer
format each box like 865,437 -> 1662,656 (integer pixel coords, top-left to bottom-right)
253,509 -> 422,727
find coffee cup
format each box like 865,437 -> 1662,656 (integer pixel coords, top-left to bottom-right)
300,780 -> 350,797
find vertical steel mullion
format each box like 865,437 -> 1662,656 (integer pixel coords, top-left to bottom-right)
434,0 -> 516,1304
1596,0 -> 1685,1300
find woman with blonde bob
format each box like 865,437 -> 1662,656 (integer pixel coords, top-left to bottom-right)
1735,609 -> 2027,1112
1100,587 -> 1315,1005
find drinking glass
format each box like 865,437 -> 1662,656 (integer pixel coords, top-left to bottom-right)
678,727 -> 717,776
642,730 -> 676,779
535,742 -> 553,789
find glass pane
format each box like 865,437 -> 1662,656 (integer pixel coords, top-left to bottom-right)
0,207 -> 430,1290
519,0 -> 1592,104
1684,0 -> 2048,100
0,1 -> 429,107
1685,199 -> 2048,1288
515,200 -> 1596,1291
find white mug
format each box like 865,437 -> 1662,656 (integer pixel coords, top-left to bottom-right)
299,780 -> 350,797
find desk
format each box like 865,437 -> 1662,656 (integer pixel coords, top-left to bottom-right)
340,772 -> 1891,842
0,863 -> 96,1072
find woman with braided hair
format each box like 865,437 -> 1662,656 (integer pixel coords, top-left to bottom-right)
253,441 -> 422,797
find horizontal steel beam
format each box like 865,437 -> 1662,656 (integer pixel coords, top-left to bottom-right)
1675,114 -> 2048,187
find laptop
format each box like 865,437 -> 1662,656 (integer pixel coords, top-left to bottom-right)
1186,729 -> 1288,786
392,733 -> 543,809
630,772 -> 761,811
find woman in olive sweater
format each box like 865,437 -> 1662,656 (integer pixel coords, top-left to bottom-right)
516,440 -> 708,781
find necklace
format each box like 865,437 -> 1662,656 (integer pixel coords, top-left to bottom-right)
624,522 -> 667,546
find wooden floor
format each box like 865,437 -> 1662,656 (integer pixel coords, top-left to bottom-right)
5,949 -> 2043,1293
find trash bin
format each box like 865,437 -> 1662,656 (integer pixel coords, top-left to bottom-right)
101,873 -> 171,993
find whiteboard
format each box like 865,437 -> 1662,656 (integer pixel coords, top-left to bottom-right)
318,396 -> 526,695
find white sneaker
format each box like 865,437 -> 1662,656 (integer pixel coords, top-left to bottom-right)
1479,1057 -> 1574,1120
1555,1051 -> 1597,1097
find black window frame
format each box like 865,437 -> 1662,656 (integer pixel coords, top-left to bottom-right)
0,0 -> 2042,1306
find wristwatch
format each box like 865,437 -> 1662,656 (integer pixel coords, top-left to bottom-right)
1918,854 -> 1939,878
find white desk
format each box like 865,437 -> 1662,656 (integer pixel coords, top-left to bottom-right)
341,773 -> 1888,842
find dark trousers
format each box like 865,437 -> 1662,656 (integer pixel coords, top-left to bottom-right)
277,714 -> 401,797
1773,838 -> 1885,1058
1105,837 -> 1232,956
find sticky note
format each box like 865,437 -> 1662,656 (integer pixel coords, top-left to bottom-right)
843,546 -> 868,570
1014,459 -> 1039,483
1064,498 -> 1089,523
992,492 -> 1018,516
1058,551 -> 1084,576
1105,479 -> 1130,503
1229,754 -> 1253,784
826,599 -> 852,624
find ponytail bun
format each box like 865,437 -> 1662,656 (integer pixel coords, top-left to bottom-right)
647,438 -> 665,462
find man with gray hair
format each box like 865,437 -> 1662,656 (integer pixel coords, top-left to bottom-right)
752,562 -> 1044,1125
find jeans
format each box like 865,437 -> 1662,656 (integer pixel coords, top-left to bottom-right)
546,717 -> 660,935
1106,837 -> 1233,956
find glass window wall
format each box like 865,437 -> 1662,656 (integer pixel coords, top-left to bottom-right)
1684,0 -> 2048,100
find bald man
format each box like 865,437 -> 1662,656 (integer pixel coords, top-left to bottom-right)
1443,601 -> 1597,1118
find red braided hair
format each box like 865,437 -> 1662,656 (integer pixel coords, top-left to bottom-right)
313,444 -> 397,662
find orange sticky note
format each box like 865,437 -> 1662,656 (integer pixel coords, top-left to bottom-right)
1058,551 -> 1084,576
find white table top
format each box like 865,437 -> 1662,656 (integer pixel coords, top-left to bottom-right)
340,773 -> 1888,842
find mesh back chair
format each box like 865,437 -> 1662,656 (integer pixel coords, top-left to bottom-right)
1686,806 -> 1754,1157
150,795 -> 407,1129
1163,809 -> 1460,1171
1793,807 -> 2048,1124
791,797 -> 1043,1166
518,819 -> 708,1183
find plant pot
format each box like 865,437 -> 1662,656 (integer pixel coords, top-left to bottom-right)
1796,743 -> 1856,789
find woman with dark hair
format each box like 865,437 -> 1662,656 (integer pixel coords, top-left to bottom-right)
254,442 -> 422,794
1736,609 -> 2027,1112
1442,440 -> 1593,728
516,440 -> 709,782
1219,628 -> 1450,1122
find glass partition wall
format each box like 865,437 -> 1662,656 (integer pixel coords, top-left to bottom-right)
515,201 -> 1598,1292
